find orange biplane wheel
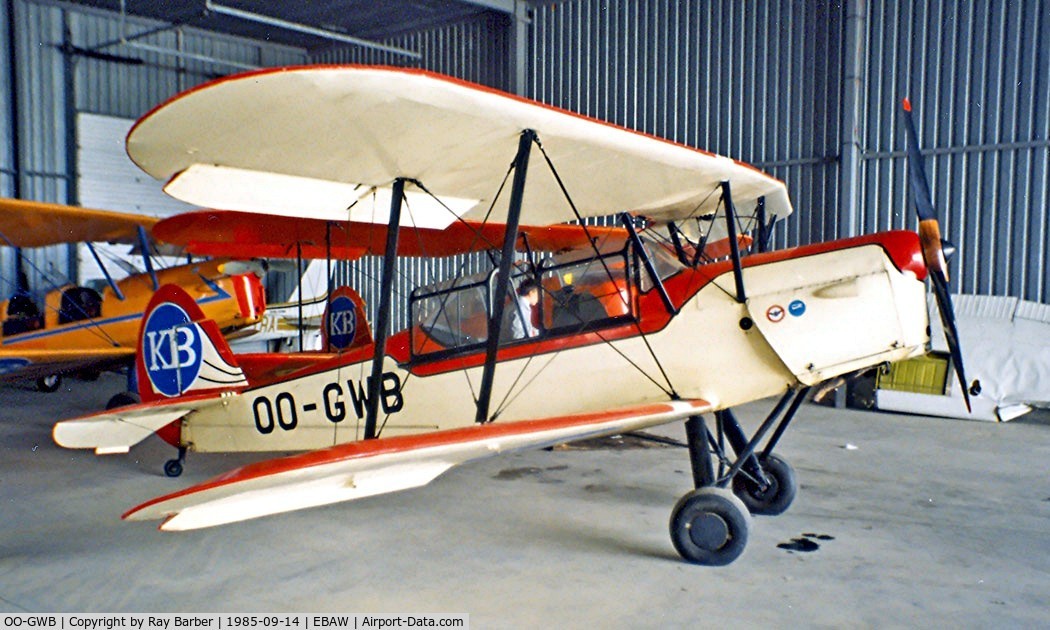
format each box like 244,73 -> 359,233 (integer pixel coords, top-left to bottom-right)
36,375 -> 61,393
731,453 -> 797,516
670,487 -> 751,566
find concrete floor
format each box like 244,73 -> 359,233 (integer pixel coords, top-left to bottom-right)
1,373 -> 1048,627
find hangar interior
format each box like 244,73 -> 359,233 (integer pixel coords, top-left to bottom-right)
0,0 -> 1049,621
2,0 -> 1048,308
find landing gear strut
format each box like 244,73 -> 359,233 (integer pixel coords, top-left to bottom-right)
670,387 -> 809,565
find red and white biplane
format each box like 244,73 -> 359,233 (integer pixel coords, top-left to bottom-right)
53,67 -> 969,566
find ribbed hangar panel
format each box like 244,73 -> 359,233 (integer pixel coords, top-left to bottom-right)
528,0 -> 1050,303
1,0 -> 1048,305
862,1 -> 1050,302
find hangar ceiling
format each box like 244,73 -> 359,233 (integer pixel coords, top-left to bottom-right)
56,0 -> 529,51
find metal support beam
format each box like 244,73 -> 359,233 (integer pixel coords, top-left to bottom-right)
364,178 -> 405,440
508,1 -> 529,95
475,130 -> 535,424
839,0 -> 866,239
61,18 -> 79,284
205,1 -> 422,59
720,181 -> 747,304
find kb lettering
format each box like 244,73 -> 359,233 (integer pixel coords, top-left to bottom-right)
329,310 -> 355,335
146,326 -> 198,372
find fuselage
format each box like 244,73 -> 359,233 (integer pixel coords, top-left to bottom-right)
173,230 -> 930,453
0,260 -> 264,380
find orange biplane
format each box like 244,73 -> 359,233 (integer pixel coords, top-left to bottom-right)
0,198 -> 266,399
53,66 -> 969,566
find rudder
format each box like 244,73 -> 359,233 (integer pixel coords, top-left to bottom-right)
137,284 -> 248,403
321,286 -> 373,352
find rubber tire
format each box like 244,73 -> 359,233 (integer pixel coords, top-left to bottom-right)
732,453 -> 797,516
36,374 -> 61,393
106,391 -> 141,410
670,487 -> 752,566
164,459 -> 184,478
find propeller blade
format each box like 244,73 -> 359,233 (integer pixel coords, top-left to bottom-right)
902,98 -> 950,280
901,98 -> 971,412
930,271 -> 971,412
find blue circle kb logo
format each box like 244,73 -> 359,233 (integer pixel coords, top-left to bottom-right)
142,303 -> 202,397
327,296 -> 357,350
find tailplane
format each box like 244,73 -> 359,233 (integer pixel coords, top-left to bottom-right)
137,284 -> 248,403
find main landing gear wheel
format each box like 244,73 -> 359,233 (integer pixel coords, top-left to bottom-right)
732,453 -> 797,516
36,374 -> 61,393
670,487 -> 752,566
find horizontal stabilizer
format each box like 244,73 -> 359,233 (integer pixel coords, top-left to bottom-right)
53,394 -> 224,454
125,399 -> 711,531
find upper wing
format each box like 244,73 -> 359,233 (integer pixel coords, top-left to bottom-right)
153,210 -> 628,260
127,66 -> 791,229
0,197 -> 159,247
0,347 -> 134,383
124,399 -> 711,531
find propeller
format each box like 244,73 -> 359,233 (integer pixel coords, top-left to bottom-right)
901,98 -> 972,412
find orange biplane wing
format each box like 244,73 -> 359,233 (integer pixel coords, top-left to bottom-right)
153,210 -> 628,260
0,197 -> 158,247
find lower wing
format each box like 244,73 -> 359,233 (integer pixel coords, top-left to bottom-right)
125,398 -> 712,531
0,348 -> 134,382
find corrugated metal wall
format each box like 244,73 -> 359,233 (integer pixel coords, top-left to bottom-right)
310,11 -> 510,89
529,0 -> 844,251
862,1 -> 1050,302
529,0 -> 1049,303
3,0 -> 1048,307
1,0 -> 306,296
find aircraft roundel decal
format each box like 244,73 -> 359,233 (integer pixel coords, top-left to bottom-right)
766,304 -> 785,323
326,296 -> 357,350
789,299 -> 807,317
142,302 -> 203,397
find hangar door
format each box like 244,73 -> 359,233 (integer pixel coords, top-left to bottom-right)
75,113 -> 196,285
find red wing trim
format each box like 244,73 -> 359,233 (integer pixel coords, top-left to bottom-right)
124,399 -> 711,521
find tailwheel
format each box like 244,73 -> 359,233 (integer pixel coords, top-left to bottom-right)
732,453 -> 797,516
106,391 -> 141,410
670,487 -> 751,566
36,374 -> 61,393
164,447 -> 187,478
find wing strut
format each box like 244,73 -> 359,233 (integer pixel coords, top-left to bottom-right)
720,181 -> 747,304
364,177 -> 405,439
85,242 -> 125,300
475,129 -> 536,424
136,225 -> 159,291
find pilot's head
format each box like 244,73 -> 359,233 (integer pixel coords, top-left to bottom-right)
517,279 -> 539,305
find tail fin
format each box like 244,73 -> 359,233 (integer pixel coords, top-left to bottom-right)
137,284 -> 248,403
321,286 -> 373,352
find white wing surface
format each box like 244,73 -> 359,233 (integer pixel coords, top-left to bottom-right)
127,66 -> 791,228
124,399 -> 711,531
